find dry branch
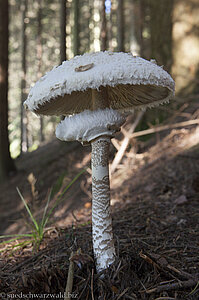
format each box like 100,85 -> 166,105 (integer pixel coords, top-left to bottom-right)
146,279 -> 199,294
111,111 -> 144,173
91,268 -> 94,300
130,119 -> 199,139
111,138 -> 121,151
65,251 -> 75,299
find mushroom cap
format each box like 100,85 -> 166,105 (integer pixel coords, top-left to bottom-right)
56,108 -> 125,143
24,51 -> 175,116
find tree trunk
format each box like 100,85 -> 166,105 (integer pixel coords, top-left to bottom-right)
148,0 -> 174,72
129,0 -> 141,55
0,0 -> 16,182
117,0 -> 125,52
172,0 -> 199,93
88,0 -> 94,51
37,0 -> 44,142
73,0 -> 80,55
139,0 -> 145,57
60,0 -> 67,63
20,0 -> 28,153
108,0 -> 115,51
37,0 -> 42,79
100,0 -> 107,51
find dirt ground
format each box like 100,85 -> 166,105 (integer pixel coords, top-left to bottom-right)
0,106 -> 199,299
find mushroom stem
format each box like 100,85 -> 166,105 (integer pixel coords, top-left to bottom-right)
91,136 -> 115,272
92,87 -> 109,110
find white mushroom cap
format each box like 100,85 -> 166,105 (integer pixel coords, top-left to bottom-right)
56,109 -> 125,143
24,51 -> 175,116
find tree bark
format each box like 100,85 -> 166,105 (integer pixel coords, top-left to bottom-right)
0,0 -> 16,182
60,0 -> 67,63
129,0 -> 141,55
148,0 -> 174,72
37,0 -> 44,142
117,0 -> 125,52
73,0 -> 80,55
100,0 -> 107,51
139,0 -> 145,57
20,0 -> 28,153
108,0 -> 114,51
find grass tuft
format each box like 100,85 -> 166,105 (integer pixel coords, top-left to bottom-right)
0,168 -> 87,252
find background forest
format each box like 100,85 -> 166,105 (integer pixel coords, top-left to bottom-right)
1,0 -> 199,298
1,0 -> 199,181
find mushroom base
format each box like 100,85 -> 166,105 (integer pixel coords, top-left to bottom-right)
91,136 -> 116,273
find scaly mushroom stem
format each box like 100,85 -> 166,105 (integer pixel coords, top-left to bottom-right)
91,136 -> 115,272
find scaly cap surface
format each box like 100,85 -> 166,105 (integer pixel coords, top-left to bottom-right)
24,51 -> 175,116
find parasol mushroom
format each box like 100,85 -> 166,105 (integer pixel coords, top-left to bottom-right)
24,51 -> 175,273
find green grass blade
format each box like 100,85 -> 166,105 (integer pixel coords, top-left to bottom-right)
43,168 -> 87,228
41,172 -> 66,228
0,234 -> 33,239
11,240 -> 32,249
59,168 -> 87,199
40,188 -> 52,229
16,187 -> 39,232
50,172 -> 66,200
189,280 -> 199,295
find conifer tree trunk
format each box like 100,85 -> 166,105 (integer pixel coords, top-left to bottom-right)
0,0 -> 16,182
117,0 -> 125,52
129,0 -> 140,55
148,0 -> 173,72
60,0 -> 67,121
20,0 -> 28,153
60,0 -> 67,63
100,0 -> 107,51
108,0 -> 114,51
37,0 -> 44,142
88,0 -> 94,51
139,0 -> 145,57
73,0 -> 80,55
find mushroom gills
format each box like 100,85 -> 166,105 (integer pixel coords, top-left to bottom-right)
34,84 -> 171,116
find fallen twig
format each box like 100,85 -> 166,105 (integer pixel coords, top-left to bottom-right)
154,297 -> 175,300
111,111 -> 144,173
65,251 -> 75,300
140,251 -> 196,281
77,274 -> 90,300
91,268 -> 94,300
146,279 -> 199,294
129,119 -> 199,139
111,138 -> 121,151
166,264 -> 194,280
116,287 -> 129,300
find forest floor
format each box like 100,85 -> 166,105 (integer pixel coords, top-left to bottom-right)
0,100 -> 199,300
